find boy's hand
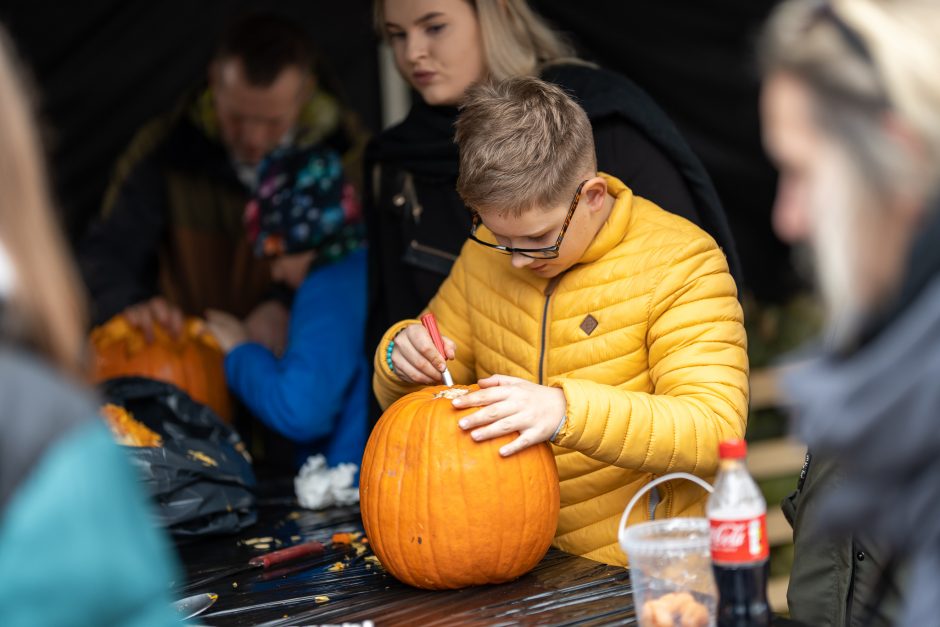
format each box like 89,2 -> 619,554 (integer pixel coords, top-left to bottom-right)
389,323 -> 456,385
452,375 -> 566,457
205,310 -> 249,354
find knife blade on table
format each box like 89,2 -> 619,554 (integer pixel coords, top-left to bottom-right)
179,540 -> 325,593
171,592 -> 218,621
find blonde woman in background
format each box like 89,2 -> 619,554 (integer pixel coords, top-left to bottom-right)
364,0 -> 740,369
0,26 -> 179,627
761,0 -> 940,624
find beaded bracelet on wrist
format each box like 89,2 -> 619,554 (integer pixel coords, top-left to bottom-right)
386,339 -> 396,373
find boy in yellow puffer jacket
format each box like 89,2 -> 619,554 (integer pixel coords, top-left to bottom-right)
372,77 -> 748,566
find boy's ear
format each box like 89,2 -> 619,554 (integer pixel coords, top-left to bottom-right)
583,176 -> 609,213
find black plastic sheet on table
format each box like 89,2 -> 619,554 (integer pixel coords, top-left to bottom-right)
99,376 -> 257,536
176,505 -> 638,626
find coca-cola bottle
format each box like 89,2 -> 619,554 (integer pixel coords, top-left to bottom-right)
707,439 -> 770,627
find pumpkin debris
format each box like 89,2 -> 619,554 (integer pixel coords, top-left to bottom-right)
433,387 -> 470,400
187,450 -> 218,467
327,562 -> 346,572
331,532 -> 362,545
101,404 -> 162,447
242,537 -> 273,546
314,595 -> 330,603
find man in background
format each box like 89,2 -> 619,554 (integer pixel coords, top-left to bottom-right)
80,13 -> 366,353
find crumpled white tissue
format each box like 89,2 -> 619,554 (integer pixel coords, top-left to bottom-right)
294,454 -> 360,510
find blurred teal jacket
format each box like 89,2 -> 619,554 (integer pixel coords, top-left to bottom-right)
0,350 -> 179,627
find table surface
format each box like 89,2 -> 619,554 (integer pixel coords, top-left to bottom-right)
175,503 -> 805,627
176,503 -> 639,626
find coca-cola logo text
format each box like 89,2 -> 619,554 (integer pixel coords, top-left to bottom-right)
711,521 -> 747,551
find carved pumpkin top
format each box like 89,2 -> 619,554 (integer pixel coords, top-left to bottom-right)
90,314 -> 222,355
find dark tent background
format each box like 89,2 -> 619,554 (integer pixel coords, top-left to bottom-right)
0,0 -> 794,302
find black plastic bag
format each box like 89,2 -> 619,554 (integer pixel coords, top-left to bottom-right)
98,377 -> 257,536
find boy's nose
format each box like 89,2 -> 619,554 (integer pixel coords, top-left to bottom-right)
510,253 -> 534,269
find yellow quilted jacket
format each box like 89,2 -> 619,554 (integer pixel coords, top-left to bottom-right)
373,174 -> 748,566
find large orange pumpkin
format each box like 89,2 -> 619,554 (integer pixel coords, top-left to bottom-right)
90,314 -> 232,423
360,385 -> 560,589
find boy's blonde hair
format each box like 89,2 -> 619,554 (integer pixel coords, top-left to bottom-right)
455,77 -> 595,216
374,0 -> 577,81
0,28 -> 88,376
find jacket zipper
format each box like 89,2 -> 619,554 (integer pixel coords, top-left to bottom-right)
409,240 -> 458,261
538,276 -> 562,384
846,538 -> 857,627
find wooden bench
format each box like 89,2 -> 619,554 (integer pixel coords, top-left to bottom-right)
747,367 -> 807,613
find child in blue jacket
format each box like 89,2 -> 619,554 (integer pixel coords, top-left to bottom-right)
206,147 -> 368,471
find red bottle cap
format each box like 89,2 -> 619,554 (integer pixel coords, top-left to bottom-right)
719,439 -> 747,459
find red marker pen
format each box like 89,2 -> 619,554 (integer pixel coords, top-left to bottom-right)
420,313 -> 454,387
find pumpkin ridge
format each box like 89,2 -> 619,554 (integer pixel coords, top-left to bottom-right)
532,448 -> 551,566
377,396 -> 399,583
404,395 -> 429,586
383,397 -> 401,580
508,442 -> 528,579
491,429 -> 506,583
426,401 -> 451,587
388,397 -> 412,585
453,404 -> 474,584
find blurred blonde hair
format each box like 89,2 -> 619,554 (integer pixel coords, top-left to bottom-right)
455,76 -> 595,215
761,0 -> 940,197
374,0 -> 578,80
761,0 -> 940,346
0,27 -> 88,375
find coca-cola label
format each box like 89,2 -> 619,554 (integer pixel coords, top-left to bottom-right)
710,514 -> 769,563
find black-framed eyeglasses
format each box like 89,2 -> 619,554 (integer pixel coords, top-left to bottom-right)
468,179 -> 588,259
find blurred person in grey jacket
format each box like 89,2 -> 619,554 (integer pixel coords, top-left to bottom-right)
760,0 -> 940,625
0,25 -> 179,627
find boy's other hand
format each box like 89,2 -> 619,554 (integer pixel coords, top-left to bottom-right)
205,309 -> 249,354
122,296 -> 184,342
452,375 -> 566,457
389,323 -> 456,385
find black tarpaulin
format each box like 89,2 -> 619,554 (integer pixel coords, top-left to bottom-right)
100,377 -> 257,536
